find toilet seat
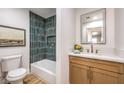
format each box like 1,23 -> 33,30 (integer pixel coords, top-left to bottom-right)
8,68 -> 26,78
7,68 -> 27,81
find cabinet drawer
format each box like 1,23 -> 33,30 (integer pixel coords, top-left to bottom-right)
69,56 -> 124,74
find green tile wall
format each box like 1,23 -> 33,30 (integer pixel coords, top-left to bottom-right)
30,12 -> 56,63
45,16 -> 56,61
30,12 -> 46,63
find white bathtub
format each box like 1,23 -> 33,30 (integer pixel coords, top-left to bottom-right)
31,59 -> 56,84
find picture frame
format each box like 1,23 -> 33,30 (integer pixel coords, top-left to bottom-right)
0,25 -> 26,47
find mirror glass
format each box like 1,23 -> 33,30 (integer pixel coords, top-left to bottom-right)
81,9 -> 106,44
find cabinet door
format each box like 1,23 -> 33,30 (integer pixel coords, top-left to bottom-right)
70,63 -> 90,84
91,68 -> 122,84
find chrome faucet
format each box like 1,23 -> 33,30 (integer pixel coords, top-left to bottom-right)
91,43 -> 94,53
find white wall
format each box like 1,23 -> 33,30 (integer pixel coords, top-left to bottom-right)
75,8 -> 115,55
56,8 -> 75,83
0,9 -> 29,80
115,8 -> 124,58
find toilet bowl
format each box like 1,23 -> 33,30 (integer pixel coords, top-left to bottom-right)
7,68 -> 27,84
1,55 -> 26,84
1,55 -> 27,84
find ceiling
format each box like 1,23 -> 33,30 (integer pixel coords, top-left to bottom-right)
29,8 -> 56,18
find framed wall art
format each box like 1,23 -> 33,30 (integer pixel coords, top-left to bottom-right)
0,25 -> 26,47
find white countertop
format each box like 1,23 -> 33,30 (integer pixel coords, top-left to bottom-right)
69,53 -> 124,63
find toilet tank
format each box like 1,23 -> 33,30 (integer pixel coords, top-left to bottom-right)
1,55 -> 22,72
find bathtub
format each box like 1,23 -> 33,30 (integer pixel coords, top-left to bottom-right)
31,59 -> 56,84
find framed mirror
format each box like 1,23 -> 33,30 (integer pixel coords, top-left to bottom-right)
0,25 -> 26,47
80,9 -> 106,44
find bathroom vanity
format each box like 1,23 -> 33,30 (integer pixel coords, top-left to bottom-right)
69,53 -> 124,84
69,8 -> 124,84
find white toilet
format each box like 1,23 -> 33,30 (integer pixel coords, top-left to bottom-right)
1,55 -> 27,84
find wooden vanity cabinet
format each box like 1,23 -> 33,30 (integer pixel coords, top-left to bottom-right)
90,68 -> 122,84
70,63 -> 90,84
69,56 -> 124,84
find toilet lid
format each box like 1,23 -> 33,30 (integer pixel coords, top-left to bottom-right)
8,68 -> 26,78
